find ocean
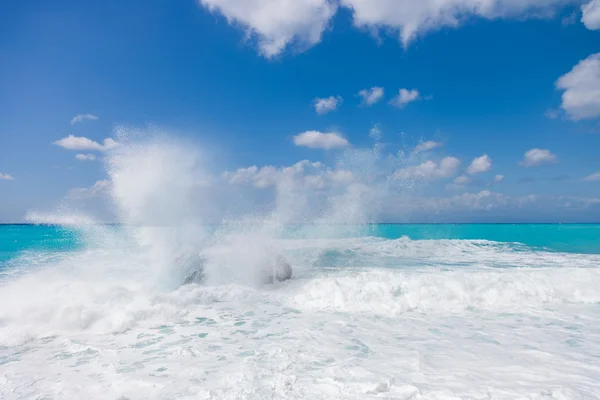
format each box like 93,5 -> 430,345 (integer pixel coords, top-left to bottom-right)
1,223 -> 600,399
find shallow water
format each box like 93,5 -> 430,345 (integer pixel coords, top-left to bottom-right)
1,224 -> 599,399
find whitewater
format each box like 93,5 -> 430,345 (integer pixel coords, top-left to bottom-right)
1,131 -> 600,399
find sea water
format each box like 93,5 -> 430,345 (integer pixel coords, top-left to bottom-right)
1,223 -> 599,399
1,132 -> 600,399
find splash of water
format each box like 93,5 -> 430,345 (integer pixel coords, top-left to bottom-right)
24,126 -> 405,288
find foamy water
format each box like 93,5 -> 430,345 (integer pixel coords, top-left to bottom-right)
2,132 -> 600,399
2,233 -> 600,400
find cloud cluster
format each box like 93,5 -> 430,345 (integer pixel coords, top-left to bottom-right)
70,114 -> 98,125
198,0 -> 337,58
64,148 -> 600,223
224,160 -> 354,189
556,53 -> 600,120
467,154 -> 492,174
315,87 -> 422,110
357,87 -> 385,106
342,0 -> 578,46
0,173 -> 15,181
519,148 -> 557,167
581,0 -> 600,30
293,130 -> 349,149
414,140 -> 443,153
390,88 -> 421,108
54,135 -> 117,152
75,153 -> 97,161
198,0 -> 579,57
394,156 -> 461,181
314,95 -> 342,114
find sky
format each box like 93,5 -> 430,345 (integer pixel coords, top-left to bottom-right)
1,0 -> 600,223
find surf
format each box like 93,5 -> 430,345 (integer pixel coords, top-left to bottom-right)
2,129 -> 600,399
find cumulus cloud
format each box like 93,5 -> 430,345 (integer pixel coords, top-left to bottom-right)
197,0 -> 337,58
494,174 -> 505,183
0,173 -> 15,181
224,160 -> 353,189
70,114 -> 98,125
75,153 -> 97,161
519,148 -> 558,167
293,130 -> 349,149
53,135 -> 118,151
582,0 -> 600,30
340,0 -> 577,47
394,156 -> 460,181
357,87 -> 385,106
196,1 -> 581,57
390,88 -> 421,108
556,53 -> 600,120
584,171 -> 600,181
67,180 -> 111,199
414,140 -> 442,153
314,95 -> 342,114
467,154 -> 492,174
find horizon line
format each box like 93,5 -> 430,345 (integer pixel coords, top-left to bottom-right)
2,222 -> 600,226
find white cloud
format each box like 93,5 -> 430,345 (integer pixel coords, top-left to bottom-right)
582,0 -> 600,30
414,140 -> 442,153
340,0 -> 577,47
394,156 -> 460,181
519,148 -> 558,167
584,171 -> 600,181
196,1 -> 580,57
358,87 -> 385,106
75,153 -> 97,161
53,135 -> 117,151
67,180 -> 111,199
556,53 -> 600,120
390,88 -> 421,108
467,154 -> 492,174
314,95 -> 342,114
454,175 -> 471,185
224,160 -> 352,189
0,173 -> 15,181
70,114 -> 98,125
293,130 -> 349,149
495,174 -> 505,183
197,0 -> 337,58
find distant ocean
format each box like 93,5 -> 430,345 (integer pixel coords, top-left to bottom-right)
1,223 -> 599,399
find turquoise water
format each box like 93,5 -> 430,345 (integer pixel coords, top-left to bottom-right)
0,225 -> 80,265
287,223 -> 600,254
2,222 -> 600,398
2,224 -> 599,269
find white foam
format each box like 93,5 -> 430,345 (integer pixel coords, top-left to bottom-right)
2,236 -> 600,399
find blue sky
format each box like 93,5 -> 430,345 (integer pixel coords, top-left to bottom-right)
1,0 -> 600,223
